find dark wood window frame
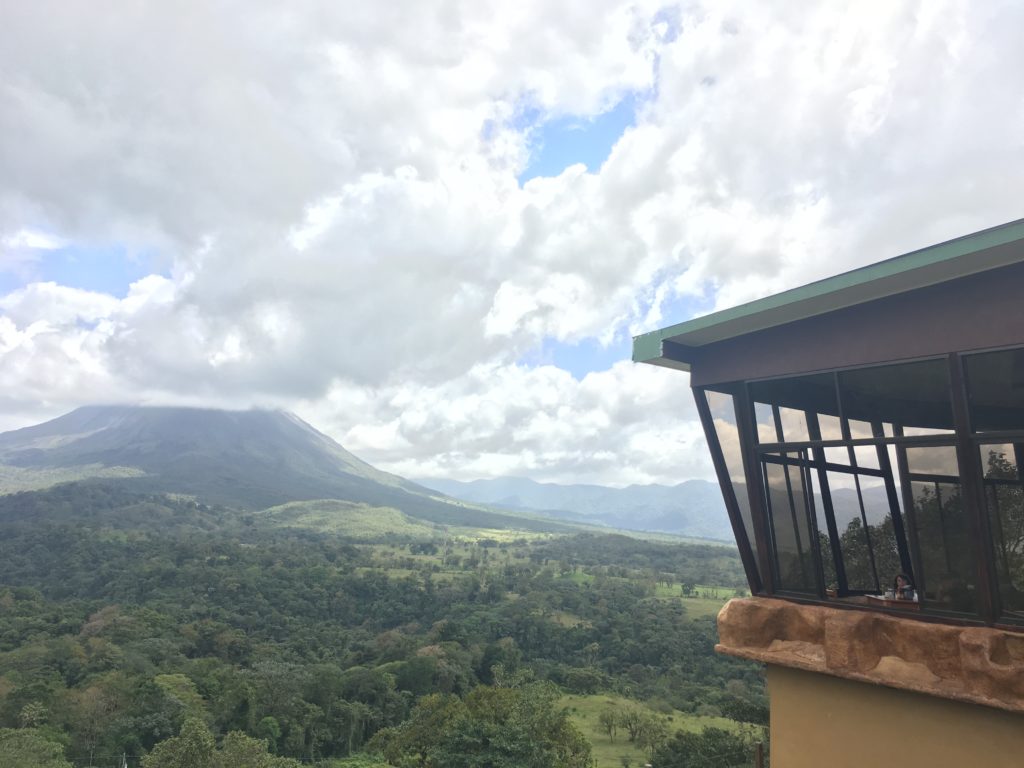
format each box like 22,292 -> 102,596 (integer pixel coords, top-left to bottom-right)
694,346 -> 1024,630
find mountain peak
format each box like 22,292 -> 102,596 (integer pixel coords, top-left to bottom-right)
0,405 -> 576,533
0,404 -> 407,507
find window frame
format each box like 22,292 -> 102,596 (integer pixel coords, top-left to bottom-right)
694,347 -> 1024,629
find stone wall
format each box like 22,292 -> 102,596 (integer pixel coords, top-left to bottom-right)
716,597 -> 1024,712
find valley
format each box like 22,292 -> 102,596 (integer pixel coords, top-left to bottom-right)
0,408 -> 765,767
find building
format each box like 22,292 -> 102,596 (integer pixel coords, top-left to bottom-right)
632,219 -> 1024,767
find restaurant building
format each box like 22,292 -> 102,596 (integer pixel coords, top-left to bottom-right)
633,219 -> 1024,767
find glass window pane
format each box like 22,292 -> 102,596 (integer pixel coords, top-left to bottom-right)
854,474 -> 902,589
905,443 -> 960,478
902,426 -> 956,437
848,419 -> 875,440
810,468 -> 838,593
905,446 -> 979,614
887,445 -> 903,491
828,470 -> 878,592
851,444 -> 880,470
778,407 -> 809,442
818,414 -> 843,441
764,457 -> 816,593
965,348 -> 1024,432
707,390 -> 757,562
749,373 -> 838,445
824,446 -> 850,466
755,402 -> 778,444
978,443 -> 1024,620
839,359 -> 954,434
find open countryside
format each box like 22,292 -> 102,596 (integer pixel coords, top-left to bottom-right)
0,408 -> 765,767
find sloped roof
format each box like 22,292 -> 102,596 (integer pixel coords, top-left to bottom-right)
633,217 -> 1024,371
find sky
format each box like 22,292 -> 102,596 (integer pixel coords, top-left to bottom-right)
1,1 -> 1023,487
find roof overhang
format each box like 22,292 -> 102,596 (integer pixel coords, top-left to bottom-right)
633,217 -> 1024,371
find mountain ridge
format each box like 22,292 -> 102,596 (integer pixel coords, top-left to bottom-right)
0,405 -> 576,533
416,475 -> 733,539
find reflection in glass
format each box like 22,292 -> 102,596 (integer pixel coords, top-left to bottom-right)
755,402 -> 778,444
979,443 -> 1024,620
905,446 -> 978,614
828,471 -> 877,591
818,414 -> 843,441
902,426 -> 957,437
965,348 -> 1024,432
848,419 -> 874,440
839,359 -> 954,434
886,445 -> 903,491
749,373 -> 838,417
778,408 -> 810,443
853,444 -> 880,471
854,475 -> 901,588
764,456 -> 816,593
824,446 -> 850,466
906,444 -> 961,478
748,373 -> 837,444
810,468 -> 838,592
706,390 -> 757,561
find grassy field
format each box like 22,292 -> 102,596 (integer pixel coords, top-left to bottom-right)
259,499 -> 443,538
259,499 -> 568,544
549,609 -> 592,628
649,583 -> 748,619
0,463 -> 146,494
654,583 -> 745,600
561,694 -> 747,768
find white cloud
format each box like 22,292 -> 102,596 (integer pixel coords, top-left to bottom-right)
1,1 -> 1023,483
299,360 -> 711,486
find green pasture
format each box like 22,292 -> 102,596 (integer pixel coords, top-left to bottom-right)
561,694 -> 748,768
548,609 -> 592,628
651,583 -> 747,619
259,499 -> 442,538
0,463 -> 145,495
259,499 -> 564,545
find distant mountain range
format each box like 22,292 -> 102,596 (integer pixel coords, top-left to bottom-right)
415,476 -> 898,541
0,406 -> 738,540
416,476 -> 733,540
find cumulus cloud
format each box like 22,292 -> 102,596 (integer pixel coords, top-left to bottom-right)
299,360 -> 710,486
1,0 -> 1023,484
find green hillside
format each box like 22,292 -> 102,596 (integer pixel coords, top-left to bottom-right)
260,499 -> 443,539
0,406 -> 580,534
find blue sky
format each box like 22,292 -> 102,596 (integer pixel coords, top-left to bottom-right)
1,242 -> 162,298
522,287 -> 716,379
519,93 -> 637,183
513,94 -> 645,378
6,96 -> 647,381
3,1 -> 1023,485
1,90 -> 704,385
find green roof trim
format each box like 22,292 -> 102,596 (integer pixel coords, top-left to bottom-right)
633,217 -> 1024,370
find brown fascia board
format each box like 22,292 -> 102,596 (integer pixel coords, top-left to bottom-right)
632,217 -> 1024,371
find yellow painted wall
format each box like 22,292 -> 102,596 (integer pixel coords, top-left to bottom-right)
768,665 -> 1024,768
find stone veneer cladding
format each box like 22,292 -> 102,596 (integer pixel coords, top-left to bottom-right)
716,597 -> 1024,713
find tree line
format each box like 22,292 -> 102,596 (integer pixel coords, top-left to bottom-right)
0,482 -> 764,765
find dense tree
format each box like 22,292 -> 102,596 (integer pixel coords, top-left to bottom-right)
373,682 -> 593,768
0,728 -> 73,768
141,718 -> 216,768
0,483 -> 763,763
140,718 -> 302,768
652,726 -> 762,768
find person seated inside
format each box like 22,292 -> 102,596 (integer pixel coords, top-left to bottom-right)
893,573 -> 915,600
